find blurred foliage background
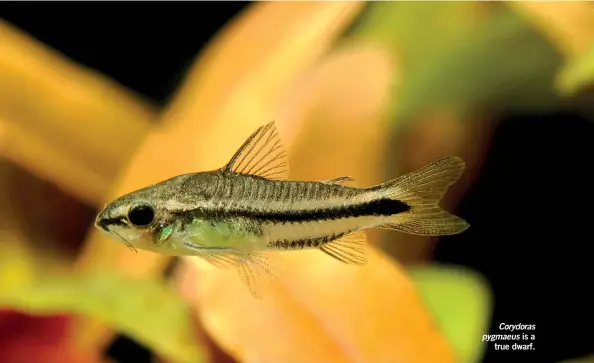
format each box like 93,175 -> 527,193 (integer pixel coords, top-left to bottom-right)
0,2 -> 592,363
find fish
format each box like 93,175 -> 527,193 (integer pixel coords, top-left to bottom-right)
95,121 -> 469,297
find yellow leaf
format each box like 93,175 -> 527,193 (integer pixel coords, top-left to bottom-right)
0,20 -> 155,205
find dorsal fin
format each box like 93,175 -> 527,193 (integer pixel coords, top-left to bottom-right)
323,176 -> 355,186
221,121 -> 290,180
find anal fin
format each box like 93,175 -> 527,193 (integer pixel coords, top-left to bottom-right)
319,230 -> 368,265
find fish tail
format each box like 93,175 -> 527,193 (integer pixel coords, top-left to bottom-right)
372,156 -> 470,236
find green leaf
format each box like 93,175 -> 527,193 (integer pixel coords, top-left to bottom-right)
409,264 -> 492,363
349,2 -> 564,123
349,2 -> 479,71
0,271 -> 207,363
556,42 -> 594,96
0,189 -> 206,362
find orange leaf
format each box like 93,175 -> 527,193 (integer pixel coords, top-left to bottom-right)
73,1 -> 364,353
180,251 -> 453,363
175,43 -> 455,362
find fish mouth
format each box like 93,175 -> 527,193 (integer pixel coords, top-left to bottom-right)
94,216 -> 138,253
95,217 -> 110,232
95,214 -> 126,232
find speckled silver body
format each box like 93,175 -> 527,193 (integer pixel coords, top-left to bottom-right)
96,169 -> 393,255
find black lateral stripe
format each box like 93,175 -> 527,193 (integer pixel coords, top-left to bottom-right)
225,198 -> 411,223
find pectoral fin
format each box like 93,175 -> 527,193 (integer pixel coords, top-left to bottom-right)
194,245 -> 277,299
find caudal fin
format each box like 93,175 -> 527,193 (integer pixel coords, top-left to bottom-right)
372,156 -> 470,236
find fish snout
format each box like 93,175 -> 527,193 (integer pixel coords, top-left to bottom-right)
95,209 -> 112,232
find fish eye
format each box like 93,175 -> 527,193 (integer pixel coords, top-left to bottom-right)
127,204 -> 154,227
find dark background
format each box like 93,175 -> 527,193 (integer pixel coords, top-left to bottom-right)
1,3 -> 592,363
